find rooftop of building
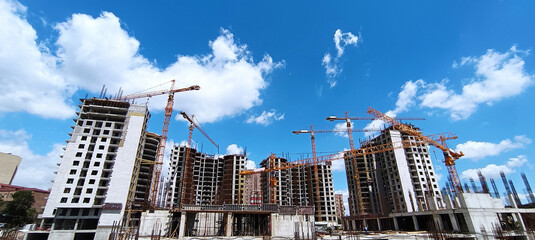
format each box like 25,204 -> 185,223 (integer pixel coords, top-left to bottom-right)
0,183 -> 50,194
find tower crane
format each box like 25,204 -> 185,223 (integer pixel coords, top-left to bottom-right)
244,132 -> 454,215
366,107 -> 464,194
115,80 -> 199,237
179,111 -> 219,208
121,81 -> 200,208
326,111 -> 424,214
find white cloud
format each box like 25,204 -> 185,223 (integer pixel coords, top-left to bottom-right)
455,135 -> 531,161
0,0 -> 75,118
246,160 -> 256,170
0,129 -> 62,190
366,46 -> 533,131
461,155 -> 528,180
322,29 -> 359,88
0,1 -> 282,123
334,29 -> 359,57
420,46 -> 533,120
331,151 -> 347,172
333,122 -> 351,137
334,189 -> 350,216
246,110 -> 285,126
363,80 -> 424,137
226,144 -> 244,155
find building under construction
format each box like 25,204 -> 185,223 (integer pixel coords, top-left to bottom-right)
345,125 -> 443,217
35,98 -> 159,240
260,156 -> 338,225
165,146 -> 223,208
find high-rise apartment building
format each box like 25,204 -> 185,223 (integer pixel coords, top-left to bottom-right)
165,146 -> 223,208
260,156 -> 337,224
260,157 -> 292,206
220,154 -> 248,204
334,194 -> 344,223
0,152 -> 21,185
244,173 -> 262,205
345,126 -> 442,216
40,98 -> 159,240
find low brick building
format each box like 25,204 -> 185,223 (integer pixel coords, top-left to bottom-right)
0,183 -> 50,218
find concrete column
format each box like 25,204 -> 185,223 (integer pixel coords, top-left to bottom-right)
178,212 -> 186,238
39,218 -> 45,229
393,217 -> 399,231
226,213 -> 232,237
444,195 -> 454,209
352,220 -> 356,231
432,214 -> 444,231
514,213 -> 527,232
412,216 -> 419,231
448,213 -> 460,232
509,194 -> 518,208
377,219 -> 382,231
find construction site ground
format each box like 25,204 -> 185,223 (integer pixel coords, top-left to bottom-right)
132,231 -> 481,240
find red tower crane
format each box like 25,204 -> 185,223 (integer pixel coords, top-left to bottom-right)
119,80 -> 200,207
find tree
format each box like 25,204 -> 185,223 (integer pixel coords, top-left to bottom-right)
1,191 -> 35,228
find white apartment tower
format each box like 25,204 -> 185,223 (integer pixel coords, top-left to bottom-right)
40,98 -> 158,240
345,126 -> 443,216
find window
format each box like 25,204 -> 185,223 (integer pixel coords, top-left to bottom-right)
66,178 -> 74,184
81,136 -> 87,141
103,130 -> 110,135
69,169 -> 77,174
91,170 -> 98,175
89,179 -> 95,184
83,128 -> 90,133
71,198 -> 79,203
83,198 -> 90,203
73,161 -> 80,166
94,162 -> 100,167
86,189 -> 93,194
75,152 -> 83,157
98,145 -> 105,150
85,121 -> 93,126
60,197 -> 68,203
105,122 -> 112,127
64,188 -> 71,193
96,153 -> 103,158
101,137 -> 107,142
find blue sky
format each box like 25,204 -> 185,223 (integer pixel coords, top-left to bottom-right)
1,0 -> 535,207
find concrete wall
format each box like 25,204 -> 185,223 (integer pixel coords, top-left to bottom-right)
47,231 -> 75,240
391,130 -> 415,213
138,210 -> 170,237
458,193 -> 505,209
271,214 -> 314,239
98,106 -> 147,227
